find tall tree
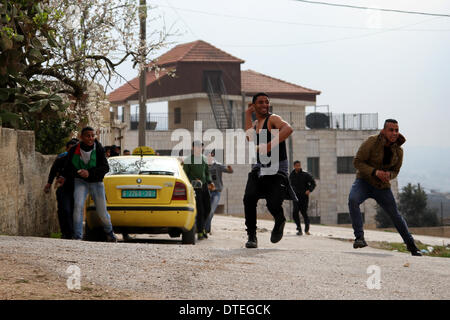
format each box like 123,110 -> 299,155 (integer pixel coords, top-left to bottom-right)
375,183 -> 439,228
1,0 -> 174,153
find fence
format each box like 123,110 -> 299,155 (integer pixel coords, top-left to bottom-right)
125,112 -> 378,131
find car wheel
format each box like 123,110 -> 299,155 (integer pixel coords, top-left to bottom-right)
84,221 -> 106,242
181,224 -> 196,245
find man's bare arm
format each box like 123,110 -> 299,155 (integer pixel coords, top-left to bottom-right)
267,114 -> 293,150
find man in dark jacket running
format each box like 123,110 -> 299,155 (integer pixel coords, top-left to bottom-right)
44,138 -> 79,239
289,160 -> 316,235
58,126 -> 116,242
348,119 -> 421,256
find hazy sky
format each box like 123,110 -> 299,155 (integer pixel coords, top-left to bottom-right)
111,0 -> 450,148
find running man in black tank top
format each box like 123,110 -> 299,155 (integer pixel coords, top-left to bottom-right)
243,93 -> 294,248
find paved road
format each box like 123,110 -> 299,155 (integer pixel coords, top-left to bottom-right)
0,215 -> 449,299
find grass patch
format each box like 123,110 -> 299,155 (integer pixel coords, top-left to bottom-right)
369,241 -> 450,258
329,237 -> 450,258
50,232 -> 62,239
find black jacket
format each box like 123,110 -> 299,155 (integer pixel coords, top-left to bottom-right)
61,140 -> 109,183
47,153 -> 74,191
289,169 -> 316,198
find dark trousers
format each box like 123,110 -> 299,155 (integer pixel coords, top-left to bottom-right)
243,171 -> 286,234
348,178 -> 415,247
194,184 -> 211,234
56,187 -> 74,239
292,196 -> 310,232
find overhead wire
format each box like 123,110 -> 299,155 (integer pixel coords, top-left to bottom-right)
291,0 -> 450,18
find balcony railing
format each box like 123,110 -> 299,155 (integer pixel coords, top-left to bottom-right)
126,112 -> 378,131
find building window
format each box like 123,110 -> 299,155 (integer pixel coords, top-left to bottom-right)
118,106 -> 124,123
337,156 -> 356,174
174,107 -> 181,124
307,157 -> 320,179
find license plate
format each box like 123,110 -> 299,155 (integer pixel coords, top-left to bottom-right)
121,189 -> 156,198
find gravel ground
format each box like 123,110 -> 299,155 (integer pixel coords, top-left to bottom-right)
0,215 -> 449,300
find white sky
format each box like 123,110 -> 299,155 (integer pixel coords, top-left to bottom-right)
110,0 -> 450,148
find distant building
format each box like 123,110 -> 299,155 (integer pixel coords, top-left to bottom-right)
107,40 -> 387,226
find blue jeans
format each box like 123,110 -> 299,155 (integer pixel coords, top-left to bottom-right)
73,178 -> 113,239
205,191 -> 221,233
348,178 -> 415,246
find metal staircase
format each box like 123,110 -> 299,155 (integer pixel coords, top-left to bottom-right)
205,75 -> 233,129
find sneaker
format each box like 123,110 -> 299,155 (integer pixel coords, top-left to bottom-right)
305,231 -> 311,235
245,233 -> 258,248
353,237 -> 368,249
296,230 -> 303,236
203,230 -> 208,239
197,233 -> 206,240
270,218 -> 286,243
105,232 -> 117,243
407,244 -> 422,256
410,250 -> 423,256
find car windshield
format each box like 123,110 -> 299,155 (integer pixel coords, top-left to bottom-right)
106,157 -> 179,176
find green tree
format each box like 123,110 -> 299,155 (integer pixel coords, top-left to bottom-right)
399,183 -> 439,227
375,183 -> 439,228
0,0 -> 74,153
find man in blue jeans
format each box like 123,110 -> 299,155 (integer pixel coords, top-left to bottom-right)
58,127 -> 116,242
348,119 -> 421,256
205,149 -> 233,234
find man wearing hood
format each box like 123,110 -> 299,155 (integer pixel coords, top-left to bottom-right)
348,119 -> 421,256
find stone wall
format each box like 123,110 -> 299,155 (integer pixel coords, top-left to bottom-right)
0,126 -> 59,236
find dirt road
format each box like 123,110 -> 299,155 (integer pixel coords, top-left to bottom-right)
1,215 -> 449,300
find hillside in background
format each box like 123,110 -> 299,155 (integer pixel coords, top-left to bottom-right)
398,146 -> 450,193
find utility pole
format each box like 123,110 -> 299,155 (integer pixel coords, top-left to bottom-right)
138,0 -> 147,146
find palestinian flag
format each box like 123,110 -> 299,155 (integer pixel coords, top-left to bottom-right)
72,143 -> 97,170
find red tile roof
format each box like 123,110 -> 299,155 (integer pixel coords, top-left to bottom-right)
108,69 -> 170,104
155,40 -> 245,66
241,69 -> 320,95
108,41 -> 320,104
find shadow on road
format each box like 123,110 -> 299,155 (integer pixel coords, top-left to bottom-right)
120,238 -> 182,245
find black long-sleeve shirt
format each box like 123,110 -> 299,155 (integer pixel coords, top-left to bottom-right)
289,169 -> 316,199
47,153 -> 75,191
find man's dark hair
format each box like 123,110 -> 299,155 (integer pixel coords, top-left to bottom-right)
384,119 -> 398,128
294,160 -> 301,165
66,138 -> 79,148
123,149 -> 130,153
252,92 -> 269,104
81,126 -> 95,135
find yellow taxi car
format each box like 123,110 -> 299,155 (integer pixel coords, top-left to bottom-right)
84,147 -> 197,244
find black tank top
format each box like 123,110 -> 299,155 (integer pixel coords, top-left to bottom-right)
255,114 -> 288,165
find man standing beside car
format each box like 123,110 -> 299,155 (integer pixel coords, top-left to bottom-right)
58,126 -> 117,242
183,141 -> 215,240
205,149 -> 233,235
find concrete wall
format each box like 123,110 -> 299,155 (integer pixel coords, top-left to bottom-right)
0,127 -> 59,236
